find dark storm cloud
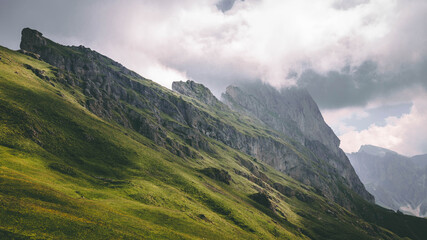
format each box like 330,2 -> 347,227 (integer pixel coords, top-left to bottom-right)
297,58 -> 427,109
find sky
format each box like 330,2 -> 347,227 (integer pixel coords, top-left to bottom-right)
1,0 -> 426,156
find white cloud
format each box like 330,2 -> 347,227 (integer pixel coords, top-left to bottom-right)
2,0 -> 426,93
322,107 -> 369,135
143,64 -> 188,88
40,0 -> 420,90
338,90 -> 427,156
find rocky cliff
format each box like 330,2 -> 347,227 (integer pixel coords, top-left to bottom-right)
172,80 -> 222,107
221,81 -> 372,203
223,82 -> 340,152
20,28 -> 372,209
348,145 -> 427,217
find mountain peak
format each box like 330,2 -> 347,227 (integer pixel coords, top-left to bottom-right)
222,82 -> 340,153
172,80 -> 220,106
358,145 -> 397,157
22,27 -> 43,37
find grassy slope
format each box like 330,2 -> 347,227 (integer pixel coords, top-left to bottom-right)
0,46 -> 425,239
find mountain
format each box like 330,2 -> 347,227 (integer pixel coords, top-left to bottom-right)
220,81 -> 373,206
21,27 -> 372,209
347,145 -> 427,217
0,28 -> 426,239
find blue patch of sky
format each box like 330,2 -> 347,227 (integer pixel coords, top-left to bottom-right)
343,102 -> 413,131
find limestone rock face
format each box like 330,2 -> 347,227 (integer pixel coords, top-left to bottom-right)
222,82 -> 339,153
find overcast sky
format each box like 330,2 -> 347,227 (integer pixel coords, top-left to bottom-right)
1,0 -> 426,156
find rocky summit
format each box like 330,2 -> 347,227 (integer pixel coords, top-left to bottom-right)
0,28 -> 426,239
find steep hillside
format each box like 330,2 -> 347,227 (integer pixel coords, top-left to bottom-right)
348,145 -> 427,217
0,28 -> 426,239
21,27 -> 370,210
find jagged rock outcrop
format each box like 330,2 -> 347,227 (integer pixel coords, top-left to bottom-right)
20,28 -> 372,209
348,145 -> 427,217
172,80 -> 220,106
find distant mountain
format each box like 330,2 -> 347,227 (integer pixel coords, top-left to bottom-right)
347,145 -> 427,217
410,154 -> 427,169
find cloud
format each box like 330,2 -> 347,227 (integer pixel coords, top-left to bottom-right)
322,106 -> 369,135
339,89 -> 427,156
297,57 -> 427,109
142,63 -> 188,87
332,0 -> 370,10
1,0 -> 426,100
